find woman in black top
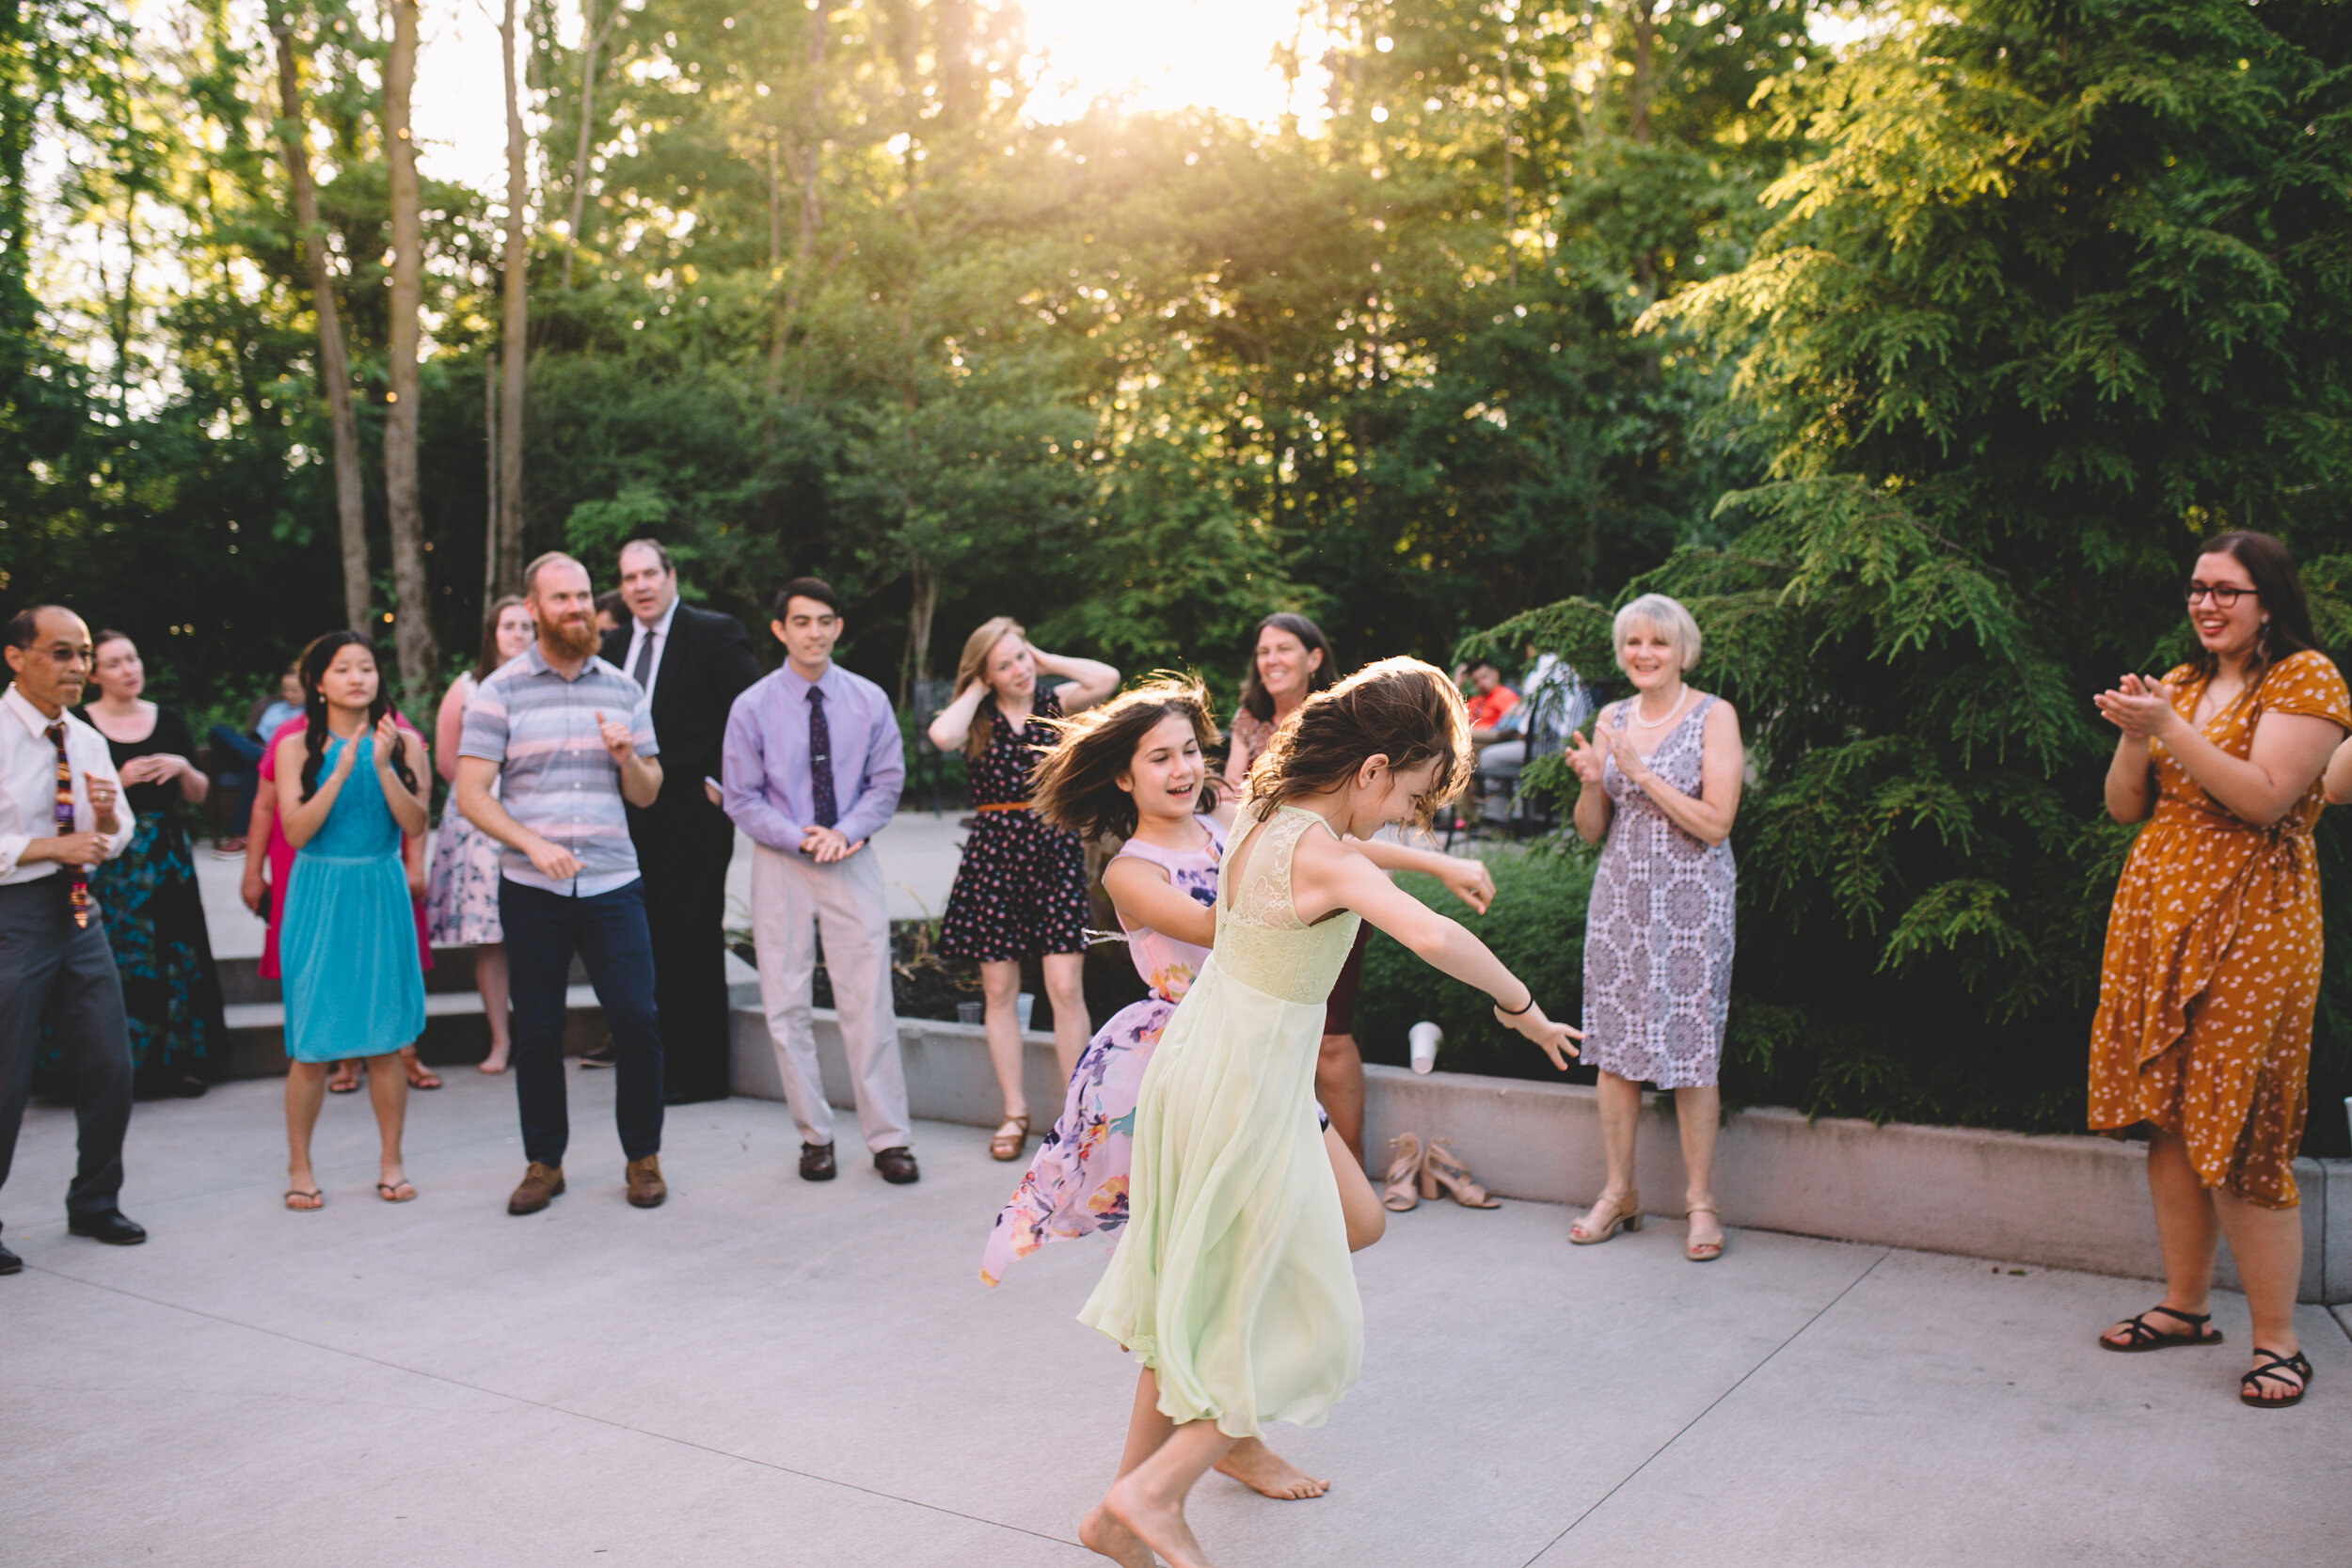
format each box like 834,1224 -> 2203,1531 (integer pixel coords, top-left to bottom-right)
72,630 -> 227,1097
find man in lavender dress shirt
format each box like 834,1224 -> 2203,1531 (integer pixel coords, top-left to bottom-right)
721,578 -> 915,1185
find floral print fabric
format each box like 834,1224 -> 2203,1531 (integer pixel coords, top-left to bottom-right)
1581,696 -> 1737,1089
938,686 -> 1089,961
980,816 -> 1223,1285
2089,649 -> 2351,1209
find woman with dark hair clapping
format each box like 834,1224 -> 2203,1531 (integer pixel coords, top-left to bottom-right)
272,633 -> 430,1211
2090,530 -> 2349,1409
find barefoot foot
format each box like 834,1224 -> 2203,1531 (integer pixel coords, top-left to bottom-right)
1105,1474 -> 1215,1568
1078,1501 -> 1157,1568
478,1052 -> 509,1075
1215,1437 -> 1328,1500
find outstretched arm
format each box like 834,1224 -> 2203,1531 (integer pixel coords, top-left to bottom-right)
1103,857 -> 1216,948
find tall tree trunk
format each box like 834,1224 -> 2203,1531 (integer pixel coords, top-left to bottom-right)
561,0 -> 624,289
483,348 -> 500,605
902,551 -> 937,706
268,10 -> 370,632
1500,43 -> 1515,289
382,0 -> 437,687
498,0 -> 529,591
770,8 -> 828,399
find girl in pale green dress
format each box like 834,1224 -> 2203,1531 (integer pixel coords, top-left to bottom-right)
1077,657 -> 1581,1568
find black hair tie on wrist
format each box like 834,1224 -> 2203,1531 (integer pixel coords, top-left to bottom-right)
1496,992 -> 1535,1017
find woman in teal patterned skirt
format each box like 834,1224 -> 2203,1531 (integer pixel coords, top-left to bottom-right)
73,631 -> 226,1098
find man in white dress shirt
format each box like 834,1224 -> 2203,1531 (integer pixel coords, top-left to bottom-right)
0,606 -> 142,1275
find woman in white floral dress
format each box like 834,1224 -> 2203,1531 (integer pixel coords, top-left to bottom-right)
425,596 -> 532,1073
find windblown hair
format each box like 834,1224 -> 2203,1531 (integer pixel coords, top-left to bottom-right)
297,631 -> 416,802
1238,612 -> 1338,725
2190,530 -> 2321,678
1031,676 -> 1219,842
1243,657 -> 1471,830
950,615 -> 1026,763
474,595 -> 530,683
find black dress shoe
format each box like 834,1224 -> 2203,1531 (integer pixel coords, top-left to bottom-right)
663,1088 -> 729,1106
0,1241 -> 21,1275
799,1142 -> 837,1181
67,1212 -> 147,1245
874,1147 -> 920,1185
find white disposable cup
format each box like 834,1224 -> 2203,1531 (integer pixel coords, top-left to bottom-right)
1408,1021 -> 1443,1075
956,1001 -> 983,1027
1017,992 -> 1037,1033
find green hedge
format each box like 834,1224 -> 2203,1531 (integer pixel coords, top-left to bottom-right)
1356,848 -> 1597,1085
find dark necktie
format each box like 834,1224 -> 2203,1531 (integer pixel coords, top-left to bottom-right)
807,687 -> 837,830
44,721 -> 90,927
631,627 -> 657,691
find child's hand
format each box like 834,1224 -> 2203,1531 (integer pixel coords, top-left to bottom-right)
1435,856 -> 1495,914
1493,997 -> 1581,1071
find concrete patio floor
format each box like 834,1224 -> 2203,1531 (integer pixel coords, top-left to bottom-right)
7,1071 -> 2350,1567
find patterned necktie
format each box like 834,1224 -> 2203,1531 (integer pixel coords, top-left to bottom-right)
631,627 -> 657,691
807,687 -> 837,830
44,721 -> 90,928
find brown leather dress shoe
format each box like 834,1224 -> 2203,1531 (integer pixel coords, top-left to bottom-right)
626,1154 -> 667,1208
508,1162 -> 564,1215
800,1142 -> 837,1181
873,1147 -> 919,1185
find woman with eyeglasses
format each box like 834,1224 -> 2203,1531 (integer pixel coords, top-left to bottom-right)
2089,531 -> 2349,1410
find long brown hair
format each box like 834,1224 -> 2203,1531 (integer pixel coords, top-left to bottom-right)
1244,657 -> 1470,830
1238,612 -> 1338,725
2189,531 -> 2321,678
950,614 -> 1026,762
474,594 -> 530,683
1031,676 -> 1219,842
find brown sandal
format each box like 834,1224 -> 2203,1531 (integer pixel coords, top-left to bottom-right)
1571,1190 -> 1641,1244
1419,1139 -> 1501,1209
990,1115 -> 1031,1162
1685,1203 -> 1724,1261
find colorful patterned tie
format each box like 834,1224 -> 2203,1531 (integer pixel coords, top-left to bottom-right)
44,721 -> 90,928
807,687 -> 837,829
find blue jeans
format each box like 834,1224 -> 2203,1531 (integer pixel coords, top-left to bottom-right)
499,877 -> 663,1166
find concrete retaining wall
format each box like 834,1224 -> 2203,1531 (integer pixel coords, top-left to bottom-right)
734,1006 -> 2352,1304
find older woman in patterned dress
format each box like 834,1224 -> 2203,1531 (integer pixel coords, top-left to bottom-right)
1563,594 -> 1742,1261
2090,531 -> 2348,1410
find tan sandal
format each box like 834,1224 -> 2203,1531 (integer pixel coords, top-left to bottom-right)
1570,1189 -> 1641,1244
1685,1202 -> 1723,1261
1381,1133 -> 1424,1212
989,1115 -> 1031,1162
1419,1139 -> 1501,1209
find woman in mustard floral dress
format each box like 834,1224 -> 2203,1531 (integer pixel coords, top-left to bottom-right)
2090,531 -> 2349,1410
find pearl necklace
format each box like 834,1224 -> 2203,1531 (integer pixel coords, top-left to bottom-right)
1629,685 -> 1689,729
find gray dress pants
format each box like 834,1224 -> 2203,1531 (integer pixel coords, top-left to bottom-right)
0,877 -> 133,1232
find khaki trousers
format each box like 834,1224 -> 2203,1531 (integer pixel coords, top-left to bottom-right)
750,842 -> 909,1152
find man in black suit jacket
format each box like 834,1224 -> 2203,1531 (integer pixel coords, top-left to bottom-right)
604,539 -> 761,1103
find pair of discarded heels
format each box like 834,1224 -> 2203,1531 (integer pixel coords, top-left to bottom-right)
1380,1133 -> 1500,1212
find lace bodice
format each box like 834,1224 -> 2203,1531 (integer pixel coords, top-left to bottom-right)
1214,804 -> 1362,1006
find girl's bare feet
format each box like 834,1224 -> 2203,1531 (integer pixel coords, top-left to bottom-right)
478,1049 -> 509,1074
1104,1473 -> 1215,1568
1214,1437 -> 1327,1499
1078,1501 -> 1156,1567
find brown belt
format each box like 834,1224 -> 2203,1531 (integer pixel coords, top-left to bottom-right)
974,800 -> 1034,813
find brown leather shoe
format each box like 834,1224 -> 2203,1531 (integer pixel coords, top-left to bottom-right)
873,1147 -> 919,1185
508,1162 -> 564,1215
626,1154 -> 667,1209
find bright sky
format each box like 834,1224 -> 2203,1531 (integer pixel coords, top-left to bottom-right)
412,0 -> 1323,196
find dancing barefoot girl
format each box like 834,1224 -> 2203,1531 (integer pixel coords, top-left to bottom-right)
1075,659 -> 1578,1568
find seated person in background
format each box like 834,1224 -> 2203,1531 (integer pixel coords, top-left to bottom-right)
1462,659 -> 1520,751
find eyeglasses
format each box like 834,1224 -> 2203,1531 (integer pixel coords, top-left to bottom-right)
2185,583 -> 2259,608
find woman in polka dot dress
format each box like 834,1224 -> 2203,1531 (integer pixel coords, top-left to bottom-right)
2090,531 -> 2350,1410
929,617 -> 1120,1163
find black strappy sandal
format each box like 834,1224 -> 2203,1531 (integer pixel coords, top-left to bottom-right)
2099,1305 -> 2223,1352
2240,1348 -> 2312,1409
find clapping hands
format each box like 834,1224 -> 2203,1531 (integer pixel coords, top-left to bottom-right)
2092,673 -> 2182,741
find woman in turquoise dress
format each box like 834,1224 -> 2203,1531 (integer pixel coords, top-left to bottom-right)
273,632 -> 430,1211
1075,658 -> 1580,1568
